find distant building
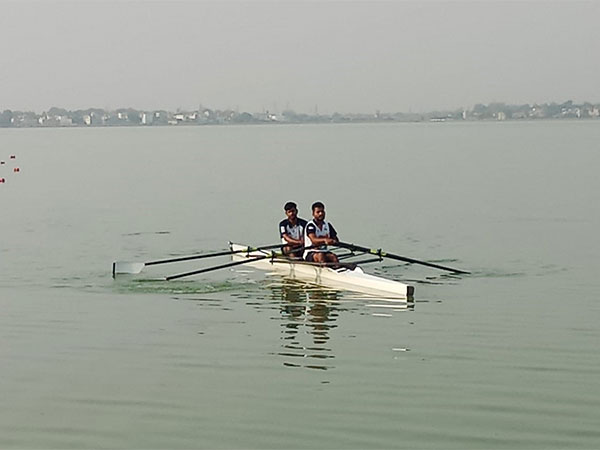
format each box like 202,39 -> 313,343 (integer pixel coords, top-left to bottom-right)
59,116 -> 73,126
141,113 -> 153,125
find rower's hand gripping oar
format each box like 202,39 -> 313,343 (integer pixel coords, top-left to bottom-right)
336,241 -> 470,275
112,243 -> 287,276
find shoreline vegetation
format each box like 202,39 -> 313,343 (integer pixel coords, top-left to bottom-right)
0,100 -> 598,128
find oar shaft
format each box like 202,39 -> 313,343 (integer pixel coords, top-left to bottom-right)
146,250 -> 234,266
145,243 -> 286,267
164,244 -> 319,281
165,255 -> 271,281
337,242 -> 470,274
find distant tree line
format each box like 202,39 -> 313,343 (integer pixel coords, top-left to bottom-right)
1,100 -> 599,128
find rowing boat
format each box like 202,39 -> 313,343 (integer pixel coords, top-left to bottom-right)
113,239 -> 466,296
229,243 -> 414,300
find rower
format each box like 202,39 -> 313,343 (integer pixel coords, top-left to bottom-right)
304,201 -> 339,264
279,201 -> 307,258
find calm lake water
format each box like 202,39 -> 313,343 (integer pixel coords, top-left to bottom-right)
1,122 -> 599,448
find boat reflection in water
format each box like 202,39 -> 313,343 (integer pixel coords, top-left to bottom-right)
268,280 -> 342,371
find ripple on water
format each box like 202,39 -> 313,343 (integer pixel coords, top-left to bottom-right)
113,278 -> 257,295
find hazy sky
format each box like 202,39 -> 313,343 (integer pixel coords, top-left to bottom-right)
1,0 -> 598,113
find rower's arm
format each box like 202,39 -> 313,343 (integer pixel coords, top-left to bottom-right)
330,225 -> 339,243
307,232 -> 334,246
282,234 -> 303,245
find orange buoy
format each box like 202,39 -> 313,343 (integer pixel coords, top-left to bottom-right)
14,167 -> 20,173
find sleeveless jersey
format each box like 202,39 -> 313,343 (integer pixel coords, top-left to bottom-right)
304,219 -> 337,258
279,218 -> 307,244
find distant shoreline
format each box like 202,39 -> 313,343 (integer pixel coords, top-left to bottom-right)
1,101 -> 598,128
1,117 -> 599,130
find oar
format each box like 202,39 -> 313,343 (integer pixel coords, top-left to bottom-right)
335,242 -> 470,274
164,244 -> 320,281
165,254 -> 275,281
112,243 -> 287,276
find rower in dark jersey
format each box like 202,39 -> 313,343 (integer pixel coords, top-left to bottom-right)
278,201 -> 308,258
304,201 -> 339,264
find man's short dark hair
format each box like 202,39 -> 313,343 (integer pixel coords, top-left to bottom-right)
311,201 -> 325,211
284,201 -> 297,211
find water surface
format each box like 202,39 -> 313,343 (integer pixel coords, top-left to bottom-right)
1,122 -> 599,448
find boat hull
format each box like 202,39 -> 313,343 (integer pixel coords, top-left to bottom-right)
230,243 -> 414,300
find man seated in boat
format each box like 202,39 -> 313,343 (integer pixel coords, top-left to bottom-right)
279,201 -> 308,258
304,201 -> 339,265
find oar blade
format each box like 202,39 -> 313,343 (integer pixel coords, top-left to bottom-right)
112,261 -> 146,275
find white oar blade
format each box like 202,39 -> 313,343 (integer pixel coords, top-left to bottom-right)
112,261 -> 146,275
